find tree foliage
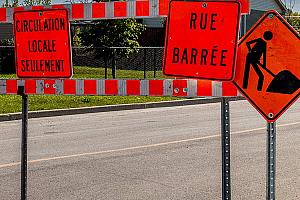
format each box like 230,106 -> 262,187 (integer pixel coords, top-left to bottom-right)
283,0 -> 295,13
23,0 -> 51,6
79,19 -> 145,59
79,17 -> 145,78
78,0 -> 145,60
286,12 -> 300,33
2,0 -> 51,7
280,0 -> 300,33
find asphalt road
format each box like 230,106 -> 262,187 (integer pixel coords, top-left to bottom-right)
0,100 -> 299,200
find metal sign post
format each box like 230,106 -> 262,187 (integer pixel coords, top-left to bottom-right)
18,86 -> 28,200
221,98 -> 231,200
267,122 -> 276,200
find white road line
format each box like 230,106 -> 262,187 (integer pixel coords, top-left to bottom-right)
0,121 -> 299,169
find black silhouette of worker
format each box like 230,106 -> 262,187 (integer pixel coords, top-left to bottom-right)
243,31 -> 273,91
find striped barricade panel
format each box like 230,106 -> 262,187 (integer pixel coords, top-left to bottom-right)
0,1 -> 162,23
72,4 -> 85,20
0,1 -> 249,23
44,79 -> 56,95
0,79 -> 241,97
25,79 -> 36,94
92,3 -> 105,18
6,80 -> 18,94
222,81 -> 240,97
197,80 -> 213,97
126,80 -> 140,96
172,79 -> 188,97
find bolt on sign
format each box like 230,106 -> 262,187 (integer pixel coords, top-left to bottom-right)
163,0 -> 241,81
233,11 -> 300,122
14,9 -> 72,79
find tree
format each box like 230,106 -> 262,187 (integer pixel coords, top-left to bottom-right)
79,19 -> 145,57
283,0 -> 299,32
22,0 -> 51,6
286,12 -> 300,32
283,0 -> 295,14
2,0 -> 17,7
79,7 -> 145,78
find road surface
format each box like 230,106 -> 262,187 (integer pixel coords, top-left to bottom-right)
0,100 -> 299,199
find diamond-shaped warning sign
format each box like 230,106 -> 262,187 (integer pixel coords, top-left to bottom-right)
233,11 -> 300,122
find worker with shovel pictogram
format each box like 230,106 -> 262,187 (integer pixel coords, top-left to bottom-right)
242,31 -> 300,94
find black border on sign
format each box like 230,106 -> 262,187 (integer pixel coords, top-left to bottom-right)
162,0 -> 241,81
233,10 -> 300,122
13,8 -> 73,79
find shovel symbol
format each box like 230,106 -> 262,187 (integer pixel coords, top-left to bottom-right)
266,69 -> 300,94
243,31 -> 300,94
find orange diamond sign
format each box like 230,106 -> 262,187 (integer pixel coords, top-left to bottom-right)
233,11 -> 300,122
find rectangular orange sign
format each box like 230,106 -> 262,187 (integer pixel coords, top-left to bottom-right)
163,0 -> 241,81
215,0 -> 249,14
14,9 -> 72,79
239,0 -> 250,14
158,0 -> 249,15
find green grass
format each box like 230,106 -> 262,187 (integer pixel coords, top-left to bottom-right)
0,73 -> 16,78
73,66 -> 167,79
0,66 -> 180,114
0,95 -> 181,114
0,66 -> 167,79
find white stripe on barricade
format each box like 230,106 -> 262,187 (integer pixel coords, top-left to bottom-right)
140,79 -> 149,96
212,81 -> 223,97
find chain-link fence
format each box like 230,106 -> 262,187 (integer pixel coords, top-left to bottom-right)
0,46 -> 15,74
0,46 -> 165,79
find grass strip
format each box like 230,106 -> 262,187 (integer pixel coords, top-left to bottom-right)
0,95 -> 181,114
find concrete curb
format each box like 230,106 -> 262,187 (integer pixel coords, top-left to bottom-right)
0,97 -> 245,122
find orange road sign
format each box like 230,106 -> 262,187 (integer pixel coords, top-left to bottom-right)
14,9 -> 72,79
233,10 -> 300,122
223,0 -> 250,14
238,0 -> 250,14
163,0 -> 241,81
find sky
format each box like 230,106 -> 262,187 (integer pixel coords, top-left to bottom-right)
293,1 -> 300,12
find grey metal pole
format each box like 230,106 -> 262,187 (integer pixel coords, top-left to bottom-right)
221,98 -> 231,200
18,86 -> 28,200
240,15 -> 247,37
112,49 -> 116,79
143,48 -> 147,79
153,49 -> 157,78
267,122 -> 276,200
104,59 -> 108,79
